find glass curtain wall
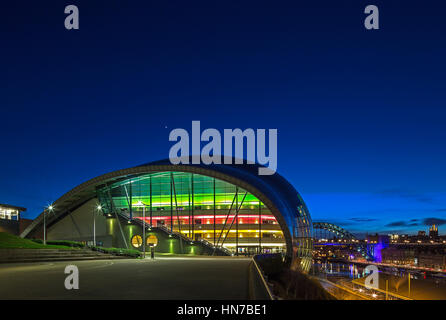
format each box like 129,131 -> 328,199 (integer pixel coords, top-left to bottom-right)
97,171 -> 286,255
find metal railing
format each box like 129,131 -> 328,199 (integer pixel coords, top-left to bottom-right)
116,211 -> 232,256
251,255 -> 275,300
199,238 -> 233,256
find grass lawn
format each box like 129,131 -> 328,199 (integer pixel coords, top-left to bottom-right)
0,232 -> 72,249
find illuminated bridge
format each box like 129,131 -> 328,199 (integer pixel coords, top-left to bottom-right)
313,222 -> 372,260
313,222 -> 356,241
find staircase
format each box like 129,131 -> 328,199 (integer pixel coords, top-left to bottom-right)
0,248 -> 125,264
116,211 -> 231,256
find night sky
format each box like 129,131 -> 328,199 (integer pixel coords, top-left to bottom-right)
1,1 -> 446,236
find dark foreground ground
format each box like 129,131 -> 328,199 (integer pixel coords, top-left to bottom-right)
0,256 -> 260,300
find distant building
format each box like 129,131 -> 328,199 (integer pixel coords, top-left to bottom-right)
382,246 -> 446,270
366,233 -> 389,245
366,234 -> 389,262
381,247 -> 416,266
418,230 -> 426,237
366,233 -> 379,244
399,234 -> 410,243
389,234 -> 399,241
0,203 -> 24,221
418,250 -> 445,270
0,204 -> 29,235
429,225 -> 439,238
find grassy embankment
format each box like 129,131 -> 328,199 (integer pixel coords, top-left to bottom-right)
0,232 -> 141,257
0,232 -> 72,249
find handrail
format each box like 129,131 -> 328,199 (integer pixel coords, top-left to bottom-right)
316,277 -> 371,300
117,211 -> 232,256
251,256 -> 275,300
198,238 -> 232,255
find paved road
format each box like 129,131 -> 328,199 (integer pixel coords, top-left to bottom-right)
0,257 -> 258,299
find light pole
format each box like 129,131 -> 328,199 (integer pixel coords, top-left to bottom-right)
43,204 -> 54,245
143,205 -> 146,258
408,272 -> 411,298
94,204 -> 102,246
136,201 -> 148,258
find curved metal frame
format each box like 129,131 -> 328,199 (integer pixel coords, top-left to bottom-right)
21,162 -> 313,271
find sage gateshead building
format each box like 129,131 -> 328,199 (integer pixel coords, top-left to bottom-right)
21,159 -> 313,271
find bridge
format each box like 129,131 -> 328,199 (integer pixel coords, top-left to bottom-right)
313,222 -> 372,260
313,222 -> 357,241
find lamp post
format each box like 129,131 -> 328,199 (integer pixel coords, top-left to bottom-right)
94,204 -> 102,246
136,201 -> 148,258
142,204 -> 146,258
43,204 -> 54,245
408,272 -> 411,298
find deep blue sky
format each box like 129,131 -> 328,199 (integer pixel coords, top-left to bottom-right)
1,1 -> 446,236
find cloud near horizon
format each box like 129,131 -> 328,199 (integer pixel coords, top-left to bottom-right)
422,217 -> 446,226
374,188 -> 433,203
385,217 -> 446,228
385,221 -> 417,227
349,217 -> 379,222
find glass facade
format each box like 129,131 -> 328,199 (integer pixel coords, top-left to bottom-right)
97,171 -> 286,255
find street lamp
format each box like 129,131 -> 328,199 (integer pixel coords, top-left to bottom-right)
135,201 -> 148,258
94,204 -> 102,246
43,204 -> 54,245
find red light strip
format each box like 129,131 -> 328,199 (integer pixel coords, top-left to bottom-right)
135,214 -> 277,221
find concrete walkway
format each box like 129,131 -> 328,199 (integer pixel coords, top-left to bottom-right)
0,256 -> 264,299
